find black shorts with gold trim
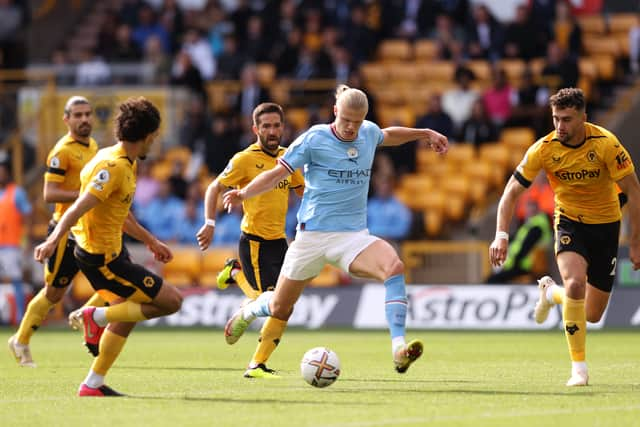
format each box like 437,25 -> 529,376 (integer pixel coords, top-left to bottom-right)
73,245 -> 163,303
555,215 -> 620,292
238,232 -> 288,293
45,221 -> 80,288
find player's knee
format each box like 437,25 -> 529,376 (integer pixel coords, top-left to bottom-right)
384,257 -> 404,279
163,287 -> 183,315
563,277 -> 585,297
44,286 -> 65,304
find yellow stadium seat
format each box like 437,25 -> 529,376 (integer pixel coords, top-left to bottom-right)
200,247 -> 238,288
592,54 -> 617,81
309,264 -> 341,287
583,36 -> 621,58
398,173 -> 434,194
578,58 -> 598,81
442,174 -> 470,201
378,39 -> 412,62
377,106 -> 415,128
615,31 -> 631,57
387,63 -> 420,86
415,147 -> 441,173
466,60 -> 492,81
444,193 -> 467,221
163,248 -> 202,288
444,143 -> 476,166
577,15 -> 606,35
151,160 -> 172,181
500,127 -> 535,151
498,59 -> 526,86
360,63 -> 389,85
423,210 -> 444,237
414,39 -> 438,61
418,61 -> 455,83
478,143 -> 510,187
609,13 -> 637,34
286,108 -> 310,130
164,145 -> 192,167
255,63 -> 276,86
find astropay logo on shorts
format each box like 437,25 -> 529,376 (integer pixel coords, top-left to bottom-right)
354,285 -> 561,329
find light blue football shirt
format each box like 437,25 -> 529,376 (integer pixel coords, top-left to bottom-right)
279,121 -> 384,232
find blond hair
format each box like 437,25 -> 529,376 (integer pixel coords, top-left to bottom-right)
335,84 -> 368,112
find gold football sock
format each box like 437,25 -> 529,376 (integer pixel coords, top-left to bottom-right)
91,329 -> 127,376
250,317 -> 288,366
16,289 -> 55,344
236,271 -> 259,300
563,297 -> 586,362
84,293 -> 107,307
551,285 -> 564,305
105,301 -> 147,323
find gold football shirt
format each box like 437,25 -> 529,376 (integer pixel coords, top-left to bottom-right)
45,134 -> 99,222
218,143 -> 304,239
515,122 -> 635,223
72,144 -> 137,259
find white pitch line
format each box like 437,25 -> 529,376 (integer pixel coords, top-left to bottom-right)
314,404 -> 640,427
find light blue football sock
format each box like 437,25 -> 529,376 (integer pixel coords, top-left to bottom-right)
243,290 -> 274,320
384,274 -> 407,339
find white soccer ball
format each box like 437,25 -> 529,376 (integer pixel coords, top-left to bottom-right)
300,347 -> 341,388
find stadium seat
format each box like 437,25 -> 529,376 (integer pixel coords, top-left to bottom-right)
200,247 -> 238,288
444,143 -> 476,166
398,173 -> 435,195
578,58 -> 599,81
441,174 -> 470,202
418,61 -> 455,83
465,60 -> 492,82
286,108 -> 310,130
414,39 -> 438,62
377,39 -> 412,62
415,147 -> 441,173
163,248 -> 202,288
443,193 -> 466,222
608,13 -> 637,34
255,63 -> 276,86
577,15 -> 606,35
164,145 -> 192,167
423,210 -> 444,237
151,160 -> 173,181
498,59 -> 526,86
500,127 -> 535,152
465,159 -> 494,189
309,264 -> 341,287
360,63 -> 389,86
388,63 -> 420,86
478,143 -> 510,187
591,54 -> 617,81
377,105 -> 415,127
583,36 -> 621,58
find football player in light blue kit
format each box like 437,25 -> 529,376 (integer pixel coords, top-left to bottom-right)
222,85 -> 448,374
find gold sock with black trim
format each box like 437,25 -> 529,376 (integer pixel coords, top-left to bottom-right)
563,296 -> 586,362
105,301 -> 147,323
85,293 -> 107,307
91,329 -> 127,376
236,271 -> 259,300
16,289 -> 55,344
250,317 -> 288,366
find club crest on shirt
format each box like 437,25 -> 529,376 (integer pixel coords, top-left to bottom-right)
587,151 -> 597,162
347,147 -> 358,159
50,156 -> 60,168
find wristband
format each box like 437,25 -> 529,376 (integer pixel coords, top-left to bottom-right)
205,218 -> 216,227
495,231 -> 509,241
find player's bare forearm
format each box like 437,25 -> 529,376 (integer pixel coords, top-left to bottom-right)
618,173 -> 640,253
203,179 -> 224,221
43,181 -> 79,203
496,176 -> 526,234
123,211 -> 155,246
240,164 -> 289,200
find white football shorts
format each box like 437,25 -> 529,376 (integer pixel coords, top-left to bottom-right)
281,229 -> 379,280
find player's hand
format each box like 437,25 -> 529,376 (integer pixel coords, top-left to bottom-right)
489,238 -> 509,267
222,189 -> 243,212
196,223 -> 214,251
424,129 -> 448,154
34,240 -> 57,263
148,239 -> 173,263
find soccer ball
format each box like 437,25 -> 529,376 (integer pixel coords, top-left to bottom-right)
300,347 -> 341,388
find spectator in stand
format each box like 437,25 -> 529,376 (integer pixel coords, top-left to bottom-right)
107,24 -> 143,62
381,0 -> 440,40
158,0 -> 184,54
441,65 -> 479,133
142,179 -> 183,242
458,99 -> 498,147
0,0 -> 28,69
503,4 -> 540,61
342,4 -> 377,66
553,1 -> 582,59
96,11 -> 120,59
132,4 -> 170,54
178,96 -> 211,170
118,0 -> 143,28
241,15 -> 271,63
301,9 -> 323,53
541,41 -> 579,90
181,28 -> 216,81
438,0 -> 469,27
206,114 -> 242,175
75,48 -> 111,86
176,181 -> 205,245
207,5 -> 233,58
429,14 -> 466,61
630,14 -> 640,74
367,171 -> 412,242
51,49 -> 74,85
509,67 -> 548,135
415,94 -> 455,140
274,27 -> 302,78
482,67 -> 514,128
331,45 -> 353,84
465,3 -> 504,61
142,34 -> 171,85
234,63 -> 271,120
132,159 -> 159,217
216,34 -> 246,80
170,50 -> 206,101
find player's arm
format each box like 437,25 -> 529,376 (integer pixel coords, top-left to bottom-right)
617,172 -> 640,269
196,178 -> 227,251
490,175 -> 528,267
43,180 -> 79,203
123,212 -> 173,263
223,163 -> 290,210
34,191 -> 100,262
381,127 -> 448,153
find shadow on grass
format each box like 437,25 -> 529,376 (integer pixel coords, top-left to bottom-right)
126,395 -> 373,405
117,365 -> 238,372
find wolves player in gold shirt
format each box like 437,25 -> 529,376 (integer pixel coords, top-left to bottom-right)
34,97 -> 183,396
490,88 -> 640,386
197,102 -> 304,378
9,96 -> 106,367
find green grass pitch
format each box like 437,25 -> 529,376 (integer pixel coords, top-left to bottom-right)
1,328 -> 639,427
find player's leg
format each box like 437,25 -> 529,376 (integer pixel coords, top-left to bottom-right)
534,275 -> 564,323
584,285 -> 610,322
556,251 -> 589,386
348,236 -> 422,373
10,234 -> 76,366
244,238 -> 287,377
